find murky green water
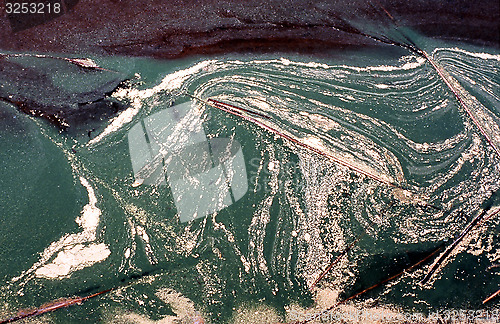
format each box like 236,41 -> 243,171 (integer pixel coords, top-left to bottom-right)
1,35 -> 500,323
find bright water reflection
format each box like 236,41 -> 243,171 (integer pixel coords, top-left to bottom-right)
128,101 -> 248,223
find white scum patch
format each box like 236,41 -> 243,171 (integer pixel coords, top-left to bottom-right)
12,177 -> 110,281
88,60 -> 216,145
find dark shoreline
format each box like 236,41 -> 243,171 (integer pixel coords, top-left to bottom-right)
0,0 -> 498,132
0,0 -> 498,59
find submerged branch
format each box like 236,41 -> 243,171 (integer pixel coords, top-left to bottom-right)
368,0 -> 500,287
422,204 -> 500,284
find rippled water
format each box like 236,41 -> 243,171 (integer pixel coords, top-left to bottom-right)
1,38 -> 499,323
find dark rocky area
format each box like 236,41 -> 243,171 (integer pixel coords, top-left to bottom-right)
0,0 -> 497,131
0,55 -> 128,131
0,0 -> 498,59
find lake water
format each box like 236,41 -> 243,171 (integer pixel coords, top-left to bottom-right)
1,34 -> 499,323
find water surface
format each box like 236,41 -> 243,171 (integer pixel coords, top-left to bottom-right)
1,37 -> 499,323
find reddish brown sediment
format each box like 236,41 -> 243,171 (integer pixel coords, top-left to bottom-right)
0,0 -> 498,59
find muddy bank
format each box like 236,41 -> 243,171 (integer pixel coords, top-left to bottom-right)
0,54 -> 130,132
0,0 -> 498,59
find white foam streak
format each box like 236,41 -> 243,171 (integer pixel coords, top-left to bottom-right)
88,105 -> 140,145
444,48 -> 500,61
12,177 -> 110,280
229,56 -> 425,72
88,60 -> 215,145
342,56 -> 426,72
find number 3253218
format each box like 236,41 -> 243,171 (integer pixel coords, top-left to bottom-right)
5,2 -> 62,14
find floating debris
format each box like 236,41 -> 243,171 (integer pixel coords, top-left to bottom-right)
422,203 -> 500,284
0,288 -> 112,324
483,288 -> 500,304
288,244 -> 444,324
187,92 -> 402,189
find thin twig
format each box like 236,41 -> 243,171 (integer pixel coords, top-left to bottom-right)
483,288 -> 500,304
0,288 -> 113,324
370,1 -> 500,159
422,206 -> 500,284
367,0 -> 500,285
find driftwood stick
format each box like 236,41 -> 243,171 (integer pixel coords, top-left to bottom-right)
0,288 -> 113,324
483,288 -> 500,304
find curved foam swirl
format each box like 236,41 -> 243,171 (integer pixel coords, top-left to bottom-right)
181,53 -> 499,269
4,47 -> 500,323
99,54 -> 499,272
426,48 -> 500,158
183,57 -> 477,192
